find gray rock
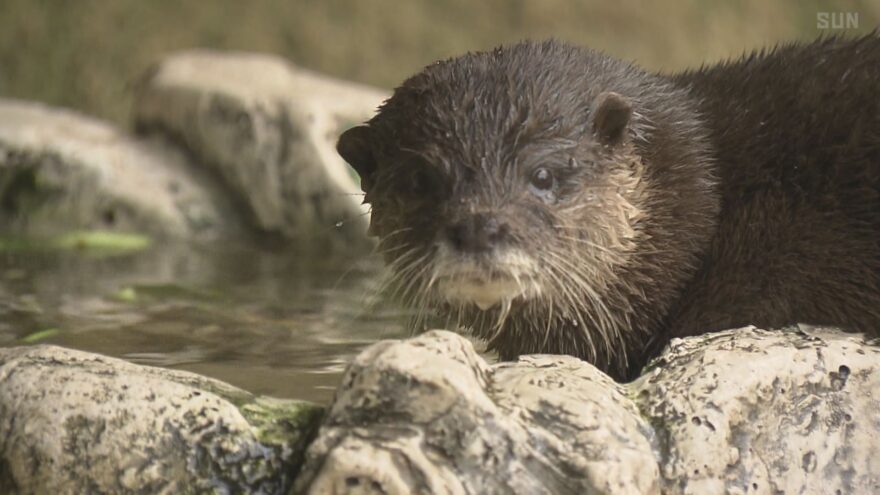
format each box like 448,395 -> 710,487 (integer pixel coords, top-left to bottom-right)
0,99 -> 244,240
295,327 -> 880,494
134,50 -> 388,249
0,345 -> 323,495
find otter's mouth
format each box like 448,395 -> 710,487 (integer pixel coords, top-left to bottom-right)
428,243 -> 542,310
435,272 -> 528,310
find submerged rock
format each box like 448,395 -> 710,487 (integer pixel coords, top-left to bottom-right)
0,345 -> 323,495
0,99 -> 245,241
134,50 -> 387,249
295,327 -> 880,494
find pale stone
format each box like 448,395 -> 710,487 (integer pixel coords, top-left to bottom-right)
634,325 -> 880,494
295,326 -> 880,494
0,99 -> 243,240
0,345 -> 323,495
3,327 -> 878,493
295,331 -> 660,494
134,50 -> 388,249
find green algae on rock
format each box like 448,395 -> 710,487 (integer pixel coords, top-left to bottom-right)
0,345 -> 323,495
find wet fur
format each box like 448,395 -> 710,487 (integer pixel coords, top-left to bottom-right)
339,35 -> 880,381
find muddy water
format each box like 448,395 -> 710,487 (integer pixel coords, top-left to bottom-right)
0,241 -> 411,404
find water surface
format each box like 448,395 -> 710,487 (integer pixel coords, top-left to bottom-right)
0,241 -> 411,403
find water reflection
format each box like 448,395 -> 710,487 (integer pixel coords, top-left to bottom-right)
0,241 -> 410,403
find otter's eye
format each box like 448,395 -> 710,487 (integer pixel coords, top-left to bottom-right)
529,167 -> 554,191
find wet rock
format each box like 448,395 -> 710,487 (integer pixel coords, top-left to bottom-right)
0,345 -> 323,495
134,50 -> 387,250
0,99 -> 244,241
295,327 -> 880,494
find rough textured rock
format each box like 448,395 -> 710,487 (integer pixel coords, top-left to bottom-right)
0,345 -> 324,495
294,330 -> 660,495
635,325 -> 880,494
0,99 -> 244,240
3,327 -> 877,493
134,50 -> 387,249
295,327 -> 880,494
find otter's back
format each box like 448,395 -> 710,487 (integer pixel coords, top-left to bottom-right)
667,35 -> 880,336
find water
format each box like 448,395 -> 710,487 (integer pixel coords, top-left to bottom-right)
0,241 -> 411,404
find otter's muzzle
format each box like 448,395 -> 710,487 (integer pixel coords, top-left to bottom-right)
444,213 -> 509,254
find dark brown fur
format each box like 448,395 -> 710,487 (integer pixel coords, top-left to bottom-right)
338,36 -> 880,381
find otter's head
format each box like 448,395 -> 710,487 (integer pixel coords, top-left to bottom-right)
338,41 -> 718,378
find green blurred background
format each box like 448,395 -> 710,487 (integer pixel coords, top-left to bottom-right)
0,0 -> 876,126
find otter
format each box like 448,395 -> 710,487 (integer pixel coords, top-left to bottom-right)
337,35 -> 880,381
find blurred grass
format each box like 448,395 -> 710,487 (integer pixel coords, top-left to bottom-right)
0,0 -> 876,125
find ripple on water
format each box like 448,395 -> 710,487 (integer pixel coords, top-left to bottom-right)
0,241 -> 409,404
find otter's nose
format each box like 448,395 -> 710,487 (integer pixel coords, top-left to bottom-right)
445,214 -> 508,253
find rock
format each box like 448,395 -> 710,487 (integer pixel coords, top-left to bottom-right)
634,325 -> 880,495
4,327 -> 876,493
0,345 -> 324,495
294,327 -> 880,494
294,330 -> 659,494
134,50 -> 388,250
0,99 -> 245,241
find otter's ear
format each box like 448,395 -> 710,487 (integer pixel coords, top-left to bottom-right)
337,125 -> 377,192
591,92 -> 632,146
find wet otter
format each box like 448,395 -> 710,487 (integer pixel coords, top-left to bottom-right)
338,36 -> 880,380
